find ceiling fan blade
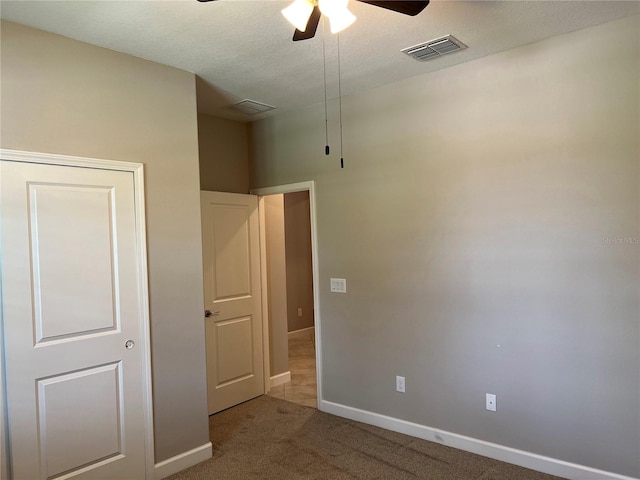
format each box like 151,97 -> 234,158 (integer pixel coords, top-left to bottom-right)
356,0 -> 430,16
293,5 -> 321,41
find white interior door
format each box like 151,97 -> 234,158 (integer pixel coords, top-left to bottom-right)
201,191 -> 264,414
1,158 -> 151,479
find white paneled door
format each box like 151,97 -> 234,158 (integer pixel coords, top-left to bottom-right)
0,156 -> 152,480
201,191 -> 264,414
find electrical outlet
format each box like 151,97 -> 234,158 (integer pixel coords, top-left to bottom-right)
486,393 -> 497,412
297,307 -> 303,317
396,376 -> 406,393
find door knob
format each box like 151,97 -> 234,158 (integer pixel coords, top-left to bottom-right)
125,340 -> 135,350
205,310 -> 220,318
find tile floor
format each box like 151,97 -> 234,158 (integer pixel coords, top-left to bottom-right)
267,328 -> 317,408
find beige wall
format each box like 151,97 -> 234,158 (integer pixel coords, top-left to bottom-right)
0,21 -> 210,463
284,191 -> 315,332
198,113 -> 250,193
250,15 -> 640,478
264,195 -> 290,376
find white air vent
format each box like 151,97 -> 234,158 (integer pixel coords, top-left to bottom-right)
229,99 -> 275,115
402,35 -> 467,62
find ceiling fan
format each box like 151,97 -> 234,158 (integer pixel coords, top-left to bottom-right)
197,0 -> 430,41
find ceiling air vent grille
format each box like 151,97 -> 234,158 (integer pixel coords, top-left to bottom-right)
229,99 -> 276,115
402,35 -> 467,62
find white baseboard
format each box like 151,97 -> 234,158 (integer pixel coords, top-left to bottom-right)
320,400 -> 638,480
270,371 -> 291,388
288,326 -> 314,339
155,442 -> 212,480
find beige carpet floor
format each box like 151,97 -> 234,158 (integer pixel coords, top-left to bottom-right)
167,395 -> 566,480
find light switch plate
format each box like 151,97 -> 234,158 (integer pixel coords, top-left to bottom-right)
330,278 -> 347,293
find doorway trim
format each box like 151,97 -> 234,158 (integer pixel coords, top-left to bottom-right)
251,181 -> 323,409
0,148 -> 155,480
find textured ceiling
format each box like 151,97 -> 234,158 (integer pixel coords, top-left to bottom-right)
2,0 -> 639,122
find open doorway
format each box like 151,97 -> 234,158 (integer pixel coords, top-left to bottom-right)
253,182 -> 321,410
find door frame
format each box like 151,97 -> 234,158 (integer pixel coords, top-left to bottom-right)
1,195 -> 7,480
0,148 -> 155,480
251,181 -> 323,409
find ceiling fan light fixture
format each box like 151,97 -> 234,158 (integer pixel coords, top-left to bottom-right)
327,7 -> 356,33
319,0 -> 356,33
318,0 -> 345,16
282,0 -> 314,32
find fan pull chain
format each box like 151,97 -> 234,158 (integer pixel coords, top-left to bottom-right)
337,33 -> 344,169
322,17 -> 330,156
